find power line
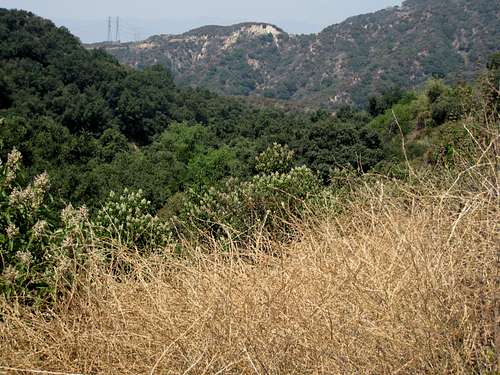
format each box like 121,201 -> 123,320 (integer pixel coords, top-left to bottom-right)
106,17 -> 146,43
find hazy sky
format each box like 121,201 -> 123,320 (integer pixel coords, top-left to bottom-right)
2,0 -> 403,42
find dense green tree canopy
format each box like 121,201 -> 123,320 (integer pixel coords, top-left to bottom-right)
0,9 -> 390,211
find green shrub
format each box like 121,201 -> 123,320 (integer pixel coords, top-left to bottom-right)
0,150 -> 172,305
179,166 -> 322,243
426,79 -> 448,104
255,143 -> 294,174
93,189 -> 171,250
0,149 -> 62,305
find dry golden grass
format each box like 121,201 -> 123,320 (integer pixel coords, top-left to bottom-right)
1,111 -> 498,374
1,174 -> 497,374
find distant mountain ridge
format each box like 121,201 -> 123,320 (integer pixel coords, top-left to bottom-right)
93,0 -> 500,107
179,23 -> 285,37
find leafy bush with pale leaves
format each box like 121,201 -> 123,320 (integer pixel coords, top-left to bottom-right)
0,149 -> 172,305
180,165 -> 322,242
255,143 -> 294,174
94,189 -> 171,249
0,149 -> 61,304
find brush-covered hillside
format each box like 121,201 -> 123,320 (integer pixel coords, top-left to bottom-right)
1,73 -> 498,373
96,0 -> 499,107
0,8 -> 499,374
0,8 -> 404,211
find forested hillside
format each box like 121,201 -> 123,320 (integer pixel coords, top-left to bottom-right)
0,9 -> 385,210
96,0 -> 499,107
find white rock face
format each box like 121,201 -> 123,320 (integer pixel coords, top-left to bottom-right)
136,42 -> 156,49
223,32 -> 240,49
242,24 -> 282,37
222,24 -> 282,49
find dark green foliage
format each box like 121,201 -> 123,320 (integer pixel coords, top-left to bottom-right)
0,9 -> 388,211
487,52 -> 500,71
426,80 -> 448,104
185,147 -> 238,190
484,52 -> 500,113
0,77 -> 11,109
368,87 -> 405,117
302,120 -> 383,178
178,166 -> 322,243
424,80 -> 467,126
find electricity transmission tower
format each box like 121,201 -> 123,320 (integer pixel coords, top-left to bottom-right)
106,16 -> 122,43
107,16 -> 112,42
115,17 -> 120,43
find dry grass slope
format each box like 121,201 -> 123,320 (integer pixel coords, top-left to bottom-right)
0,115 -> 498,374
